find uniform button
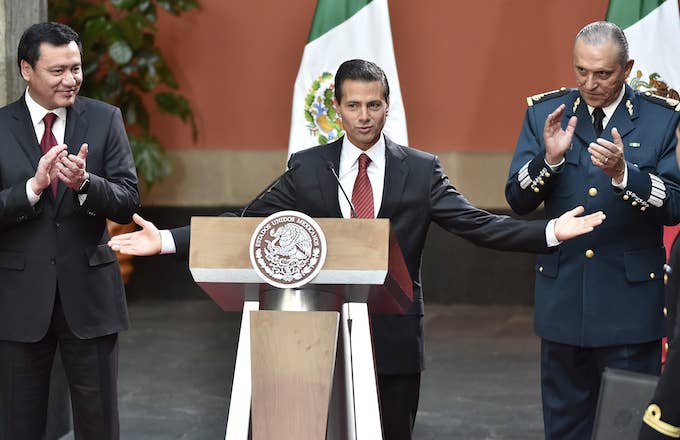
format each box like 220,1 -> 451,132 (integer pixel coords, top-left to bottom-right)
641,206 -> 647,212
664,307 -> 668,317
50,259 -> 56,265
544,172 -> 551,178
533,187 -> 540,193
585,249 -> 594,259
632,201 -> 638,206
55,222 -> 60,228
588,187 -> 598,197
623,194 -> 630,201
650,272 -> 655,279
539,266 -> 544,272
539,179 -> 545,185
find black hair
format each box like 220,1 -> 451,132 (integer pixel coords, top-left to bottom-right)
17,22 -> 82,69
334,59 -> 390,104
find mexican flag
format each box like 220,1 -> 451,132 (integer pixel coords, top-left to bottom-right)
606,0 -> 680,95
287,0 -> 408,157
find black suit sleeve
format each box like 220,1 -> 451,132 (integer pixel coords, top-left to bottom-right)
0,181 -> 40,230
429,155 -> 550,253
79,107 -> 139,224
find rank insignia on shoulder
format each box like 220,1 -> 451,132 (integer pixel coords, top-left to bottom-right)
641,91 -> 680,111
527,87 -> 569,106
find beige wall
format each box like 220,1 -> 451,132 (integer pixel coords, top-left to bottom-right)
141,0 -> 612,207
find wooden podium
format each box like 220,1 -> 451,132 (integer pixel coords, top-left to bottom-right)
189,217 -> 412,440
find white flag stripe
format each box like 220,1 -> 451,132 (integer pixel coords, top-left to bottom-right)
288,0 -> 408,157
624,0 -> 680,88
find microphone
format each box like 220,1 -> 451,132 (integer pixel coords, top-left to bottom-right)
241,163 -> 298,217
326,161 -> 357,219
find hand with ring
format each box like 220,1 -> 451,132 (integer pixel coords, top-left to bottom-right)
588,127 -> 625,183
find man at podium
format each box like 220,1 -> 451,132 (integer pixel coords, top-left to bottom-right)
110,59 -> 605,440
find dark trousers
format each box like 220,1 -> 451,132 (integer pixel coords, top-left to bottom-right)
540,338 -> 661,440
377,372 -> 421,440
0,296 -> 120,440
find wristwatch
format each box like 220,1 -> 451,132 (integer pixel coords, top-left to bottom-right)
77,174 -> 90,194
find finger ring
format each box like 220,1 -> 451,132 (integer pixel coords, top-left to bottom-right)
603,157 -> 608,164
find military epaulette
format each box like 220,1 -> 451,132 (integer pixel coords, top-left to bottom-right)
639,91 -> 680,111
526,88 -> 569,106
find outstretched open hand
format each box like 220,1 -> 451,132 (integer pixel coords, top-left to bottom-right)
554,206 -> 606,241
108,214 -> 162,256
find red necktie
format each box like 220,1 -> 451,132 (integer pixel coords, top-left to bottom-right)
40,112 -> 58,197
352,154 -> 374,218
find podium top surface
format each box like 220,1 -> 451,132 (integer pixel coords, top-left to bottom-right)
189,217 -> 391,285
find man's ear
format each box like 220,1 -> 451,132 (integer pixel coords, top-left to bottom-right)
20,60 -> 32,82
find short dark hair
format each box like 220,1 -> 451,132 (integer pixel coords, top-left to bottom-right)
575,21 -> 629,67
17,22 -> 82,69
334,59 -> 390,104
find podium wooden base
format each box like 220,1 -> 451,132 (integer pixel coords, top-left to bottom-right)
224,290 -> 383,440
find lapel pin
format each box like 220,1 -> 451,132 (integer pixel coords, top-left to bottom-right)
629,142 -> 641,148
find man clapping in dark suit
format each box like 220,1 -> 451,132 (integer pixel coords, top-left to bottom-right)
109,59 -> 604,440
0,22 -> 139,440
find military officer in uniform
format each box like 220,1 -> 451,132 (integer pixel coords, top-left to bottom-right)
639,121 -> 680,440
506,21 -> 680,440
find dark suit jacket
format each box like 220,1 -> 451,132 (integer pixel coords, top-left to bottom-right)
173,136 -> 549,373
506,86 -> 680,348
0,95 -> 139,342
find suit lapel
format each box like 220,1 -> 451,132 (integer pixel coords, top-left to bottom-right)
57,97 -> 88,207
317,138 -> 343,217
569,94 -> 596,147
9,97 -> 41,170
378,137 -> 409,219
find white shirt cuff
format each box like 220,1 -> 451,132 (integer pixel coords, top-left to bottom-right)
545,157 -> 565,171
546,219 -> 561,247
159,229 -> 177,254
26,179 -> 41,206
612,163 -> 628,189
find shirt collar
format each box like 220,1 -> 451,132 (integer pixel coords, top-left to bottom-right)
24,87 -> 68,127
340,134 -> 386,174
587,84 -> 626,119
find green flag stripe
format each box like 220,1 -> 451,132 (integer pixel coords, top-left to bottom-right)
606,0 -> 666,29
307,0 -> 372,43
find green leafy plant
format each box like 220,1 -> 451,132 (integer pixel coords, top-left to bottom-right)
48,0 -> 199,187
